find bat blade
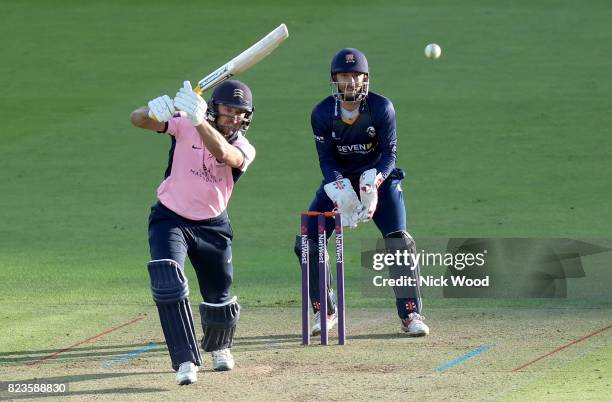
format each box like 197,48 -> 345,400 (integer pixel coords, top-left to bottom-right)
194,23 -> 289,94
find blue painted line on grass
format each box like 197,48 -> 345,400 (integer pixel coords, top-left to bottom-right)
435,345 -> 491,372
102,342 -> 159,368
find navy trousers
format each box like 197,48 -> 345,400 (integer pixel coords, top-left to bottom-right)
148,202 -> 234,304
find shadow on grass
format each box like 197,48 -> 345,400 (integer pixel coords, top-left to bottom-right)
0,342 -> 161,356
2,333 -> 415,365
237,332 -> 407,342
233,332 -> 409,351
0,343 -> 167,366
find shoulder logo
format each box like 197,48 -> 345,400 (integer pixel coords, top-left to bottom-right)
367,126 -> 376,137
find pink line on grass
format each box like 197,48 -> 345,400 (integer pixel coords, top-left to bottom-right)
26,316 -> 146,366
512,323 -> 612,372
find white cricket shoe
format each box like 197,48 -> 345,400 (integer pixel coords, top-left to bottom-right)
401,313 -> 430,337
176,361 -> 198,385
311,310 -> 338,336
211,348 -> 235,371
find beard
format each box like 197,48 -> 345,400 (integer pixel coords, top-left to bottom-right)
217,124 -> 240,140
342,93 -> 357,101
339,85 -> 362,101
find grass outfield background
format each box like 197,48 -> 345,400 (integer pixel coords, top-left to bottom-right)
1,0 -> 611,399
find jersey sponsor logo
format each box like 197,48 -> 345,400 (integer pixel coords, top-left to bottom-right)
189,161 -> 223,183
190,168 -> 222,183
336,143 -> 374,154
367,126 -> 376,137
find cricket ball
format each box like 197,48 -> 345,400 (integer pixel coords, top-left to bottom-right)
424,43 -> 442,59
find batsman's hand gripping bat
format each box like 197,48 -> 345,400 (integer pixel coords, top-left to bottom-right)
149,23 -> 289,120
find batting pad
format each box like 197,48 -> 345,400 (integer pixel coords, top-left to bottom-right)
199,297 -> 240,352
384,231 -> 423,315
148,259 -> 202,370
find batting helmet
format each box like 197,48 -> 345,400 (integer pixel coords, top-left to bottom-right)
206,80 -> 254,142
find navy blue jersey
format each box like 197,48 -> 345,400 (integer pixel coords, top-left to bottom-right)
311,91 -> 397,183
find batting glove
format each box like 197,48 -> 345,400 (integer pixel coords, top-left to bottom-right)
147,94 -> 175,122
174,81 -> 207,126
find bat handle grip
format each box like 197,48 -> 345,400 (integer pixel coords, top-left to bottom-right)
194,85 -> 203,95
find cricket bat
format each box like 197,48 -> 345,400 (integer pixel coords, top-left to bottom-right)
193,23 -> 289,94
149,24 -> 288,119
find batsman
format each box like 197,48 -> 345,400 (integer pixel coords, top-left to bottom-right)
130,80 -> 255,385
295,48 -> 429,337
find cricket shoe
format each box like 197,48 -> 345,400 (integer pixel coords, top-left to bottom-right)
401,313 -> 430,337
211,348 -> 235,371
311,310 -> 338,336
176,361 -> 198,385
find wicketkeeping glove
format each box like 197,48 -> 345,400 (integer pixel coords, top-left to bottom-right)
323,178 -> 365,228
173,81 -> 207,126
147,95 -> 175,122
359,168 -> 384,220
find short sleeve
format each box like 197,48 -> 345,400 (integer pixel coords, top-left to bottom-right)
233,137 -> 256,172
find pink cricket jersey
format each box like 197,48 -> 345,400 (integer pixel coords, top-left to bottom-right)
156,115 -> 256,220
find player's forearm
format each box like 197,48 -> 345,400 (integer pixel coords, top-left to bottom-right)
375,129 -> 397,179
318,157 -> 343,183
195,122 -> 244,168
130,106 -> 166,132
315,141 -> 343,182
374,152 -> 396,180
130,107 -> 152,127
373,123 -> 397,180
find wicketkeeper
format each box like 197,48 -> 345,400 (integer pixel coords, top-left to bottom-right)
295,48 -> 429,337
130,80 -> 255,385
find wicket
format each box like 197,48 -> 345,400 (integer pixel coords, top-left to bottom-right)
300,211 -> 345,345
